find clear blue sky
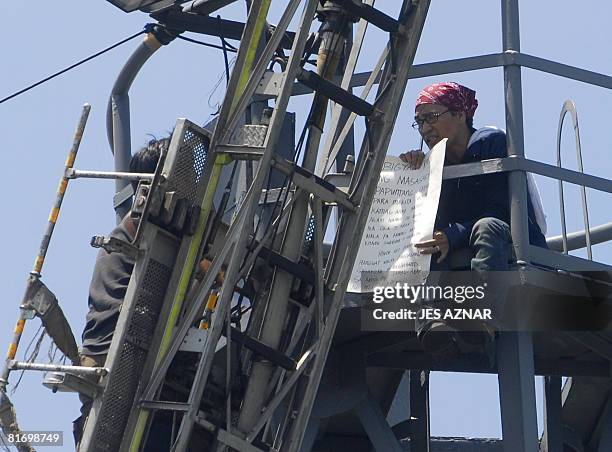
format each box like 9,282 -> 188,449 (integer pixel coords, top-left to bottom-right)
1,1 -> 610,450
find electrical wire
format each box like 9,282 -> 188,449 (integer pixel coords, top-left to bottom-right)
177,35 -> 238,53
244,11 -> 350,271
0,29 -> 147,105
218,15 -> 232,85
1,24 -> 240,106
207,57 -> 237,113
11,326 -> 46,394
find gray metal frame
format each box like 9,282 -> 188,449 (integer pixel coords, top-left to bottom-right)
79,225 -> 179,452
107,0 -> 612,450
8,0 -> 609,450
79,119 -> 213,451
113,2 -> 433,452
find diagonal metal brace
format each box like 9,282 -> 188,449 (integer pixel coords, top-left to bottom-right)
297,69 -> 376,117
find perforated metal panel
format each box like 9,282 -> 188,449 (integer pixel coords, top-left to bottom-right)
92,259 -> 171,452
302,215 -> 316,254
165,128 -> 209,205
80,120 -> 214,452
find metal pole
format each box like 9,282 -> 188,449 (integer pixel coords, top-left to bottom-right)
499,2 -> 538,452
543,376 -> 563,452
66,169 -> 153,181
409,370 -> 431,452
0,104 -> 90,452
8,361 -> 107,377
496,331 -> 539,452
502,0 -> 530,264
556,100 -> 592,259
107,30 -> 174,222
546,222 -> 612,252
0,104 -> 90,390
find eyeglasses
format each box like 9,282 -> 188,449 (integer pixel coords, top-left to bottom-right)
412,110 -> 452,130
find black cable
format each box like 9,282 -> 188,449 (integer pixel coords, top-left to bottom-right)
245,12 -> 349,262
11,325 -> 45,394
237,12 -> 350,314
177,35 -> 238,53
221,37 -> 238,52
218,15 -> 231,85
0,29 -> 147,105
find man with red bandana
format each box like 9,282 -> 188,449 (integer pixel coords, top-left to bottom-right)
400,82 -> 547,354
401,81 -> 547,270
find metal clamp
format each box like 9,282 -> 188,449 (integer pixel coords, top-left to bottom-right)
90,235 -> 139,259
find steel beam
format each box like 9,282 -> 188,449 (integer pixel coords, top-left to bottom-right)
547,222 -> 612,253
355,392 -> 404,452
497,332 -> 539,452
258,50 -> 612,99
565,333 -> 612,362
541,376 -> 563,452
154,10 -> 295,49
502,0 -> 530,264
529,245 -> 612,271
66,169 -> 154,181
498,5 -> 538,448
438,156 -> 612,194
8,361 -> 107,377
366,351 -> 611,378
409,370 -> 431,452
182,0 -> 239,15
516,52 -> 612,90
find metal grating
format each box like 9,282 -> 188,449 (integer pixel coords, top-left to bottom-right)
302,214 -> 316,255
166,128 -> 209,205
92,259 -> 171,451
232,124 -> 267,147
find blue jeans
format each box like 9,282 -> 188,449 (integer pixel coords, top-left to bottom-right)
429,217 -> 512,272
418,218 -> 511,340
469,217 -> 512,272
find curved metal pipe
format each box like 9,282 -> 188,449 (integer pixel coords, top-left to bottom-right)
546,222 -> 612,252
556,100 -> 593,259
106,32 -> 164,222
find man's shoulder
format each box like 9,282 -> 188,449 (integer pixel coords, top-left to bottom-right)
468,126 -> 506,159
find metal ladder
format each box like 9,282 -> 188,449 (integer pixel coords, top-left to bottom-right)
83,1 -> 431,450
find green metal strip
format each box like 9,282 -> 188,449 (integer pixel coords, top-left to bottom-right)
129,1 -> 271,446
129,156 -> 225,451
230,0 -> 271,115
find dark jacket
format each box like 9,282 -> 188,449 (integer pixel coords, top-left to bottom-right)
435,129 -> 547,251
81,217 -> 135,355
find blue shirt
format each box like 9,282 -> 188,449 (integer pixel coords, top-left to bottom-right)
435,129 -> 547,251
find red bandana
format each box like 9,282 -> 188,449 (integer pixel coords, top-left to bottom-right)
415,82 -> 478,118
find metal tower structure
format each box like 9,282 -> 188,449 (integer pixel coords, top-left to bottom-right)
80,1 -> 432,450
1,1 -> 612,451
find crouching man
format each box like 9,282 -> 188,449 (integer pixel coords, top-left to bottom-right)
400,82 -> 548,355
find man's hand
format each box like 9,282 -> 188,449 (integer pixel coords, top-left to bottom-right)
197,258 -> 225,285
415,231 -> 449,263
399,149 -> 425,169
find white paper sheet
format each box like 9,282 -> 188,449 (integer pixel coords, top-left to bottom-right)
347,139 -> 447,293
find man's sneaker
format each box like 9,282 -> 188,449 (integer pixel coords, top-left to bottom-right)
418,321 -> 460,360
